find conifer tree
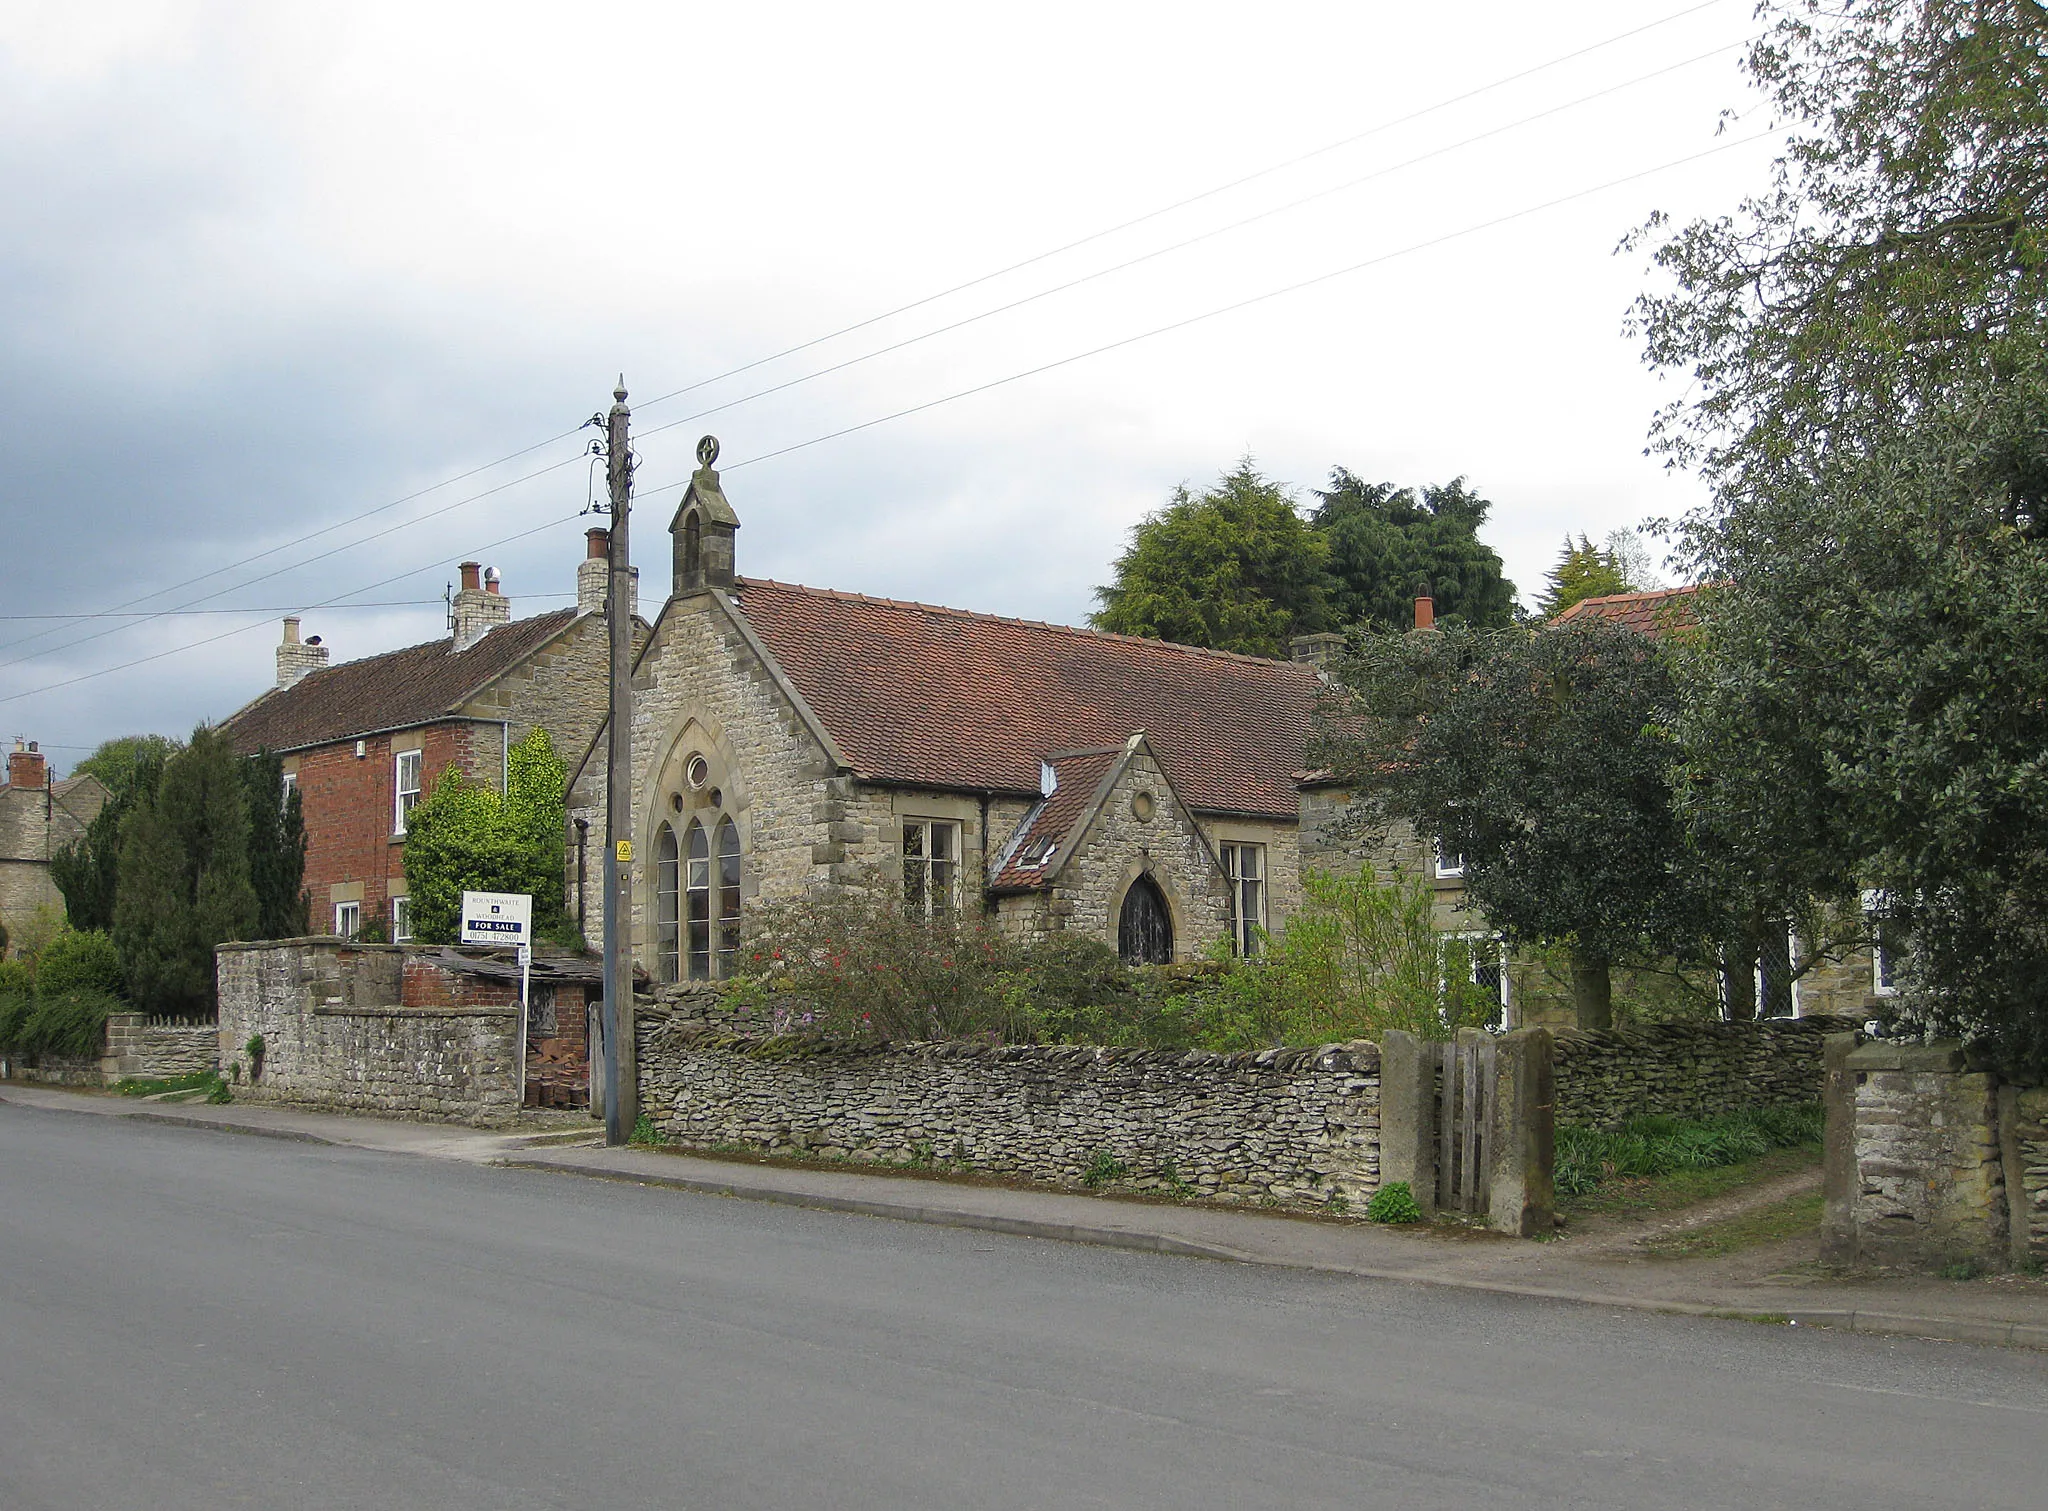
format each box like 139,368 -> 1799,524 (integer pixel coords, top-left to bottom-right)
113,728 -> 259,1014
242,749 -> 309,938
52,737 -> 171,933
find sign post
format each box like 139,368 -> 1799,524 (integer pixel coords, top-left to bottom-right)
461,891 -> 533,1113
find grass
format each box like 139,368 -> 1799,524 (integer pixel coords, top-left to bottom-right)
1560,1142 -> 1822,1220
114,1071 -> 224,1098
1556,1104 -> 1825,1200
1635,1188 -> 1826,1260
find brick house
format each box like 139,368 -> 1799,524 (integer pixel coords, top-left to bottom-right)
569,443 -> 1445,987
0,740 -> 108,948
221,533 -> 636,943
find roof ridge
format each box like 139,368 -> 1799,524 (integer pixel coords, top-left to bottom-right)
292,605 -> 579,677
736,577 -> 1316,675
1563,584 -> 1699,611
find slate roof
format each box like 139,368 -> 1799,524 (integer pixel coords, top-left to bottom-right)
730,579 -> 1318,818
988,746 -> 1123,891
1552,585 -> 1701,637
222,609 -> 580,754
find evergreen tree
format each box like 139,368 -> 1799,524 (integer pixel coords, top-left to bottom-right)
1535,535 -> 1635,619
1311,472 -> 1517,631
51,738 -> 170,933
1090,461 -> 1332,657
113,727 -> 259,1015
241,749 -> 308,939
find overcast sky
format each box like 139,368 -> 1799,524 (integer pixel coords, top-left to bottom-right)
0,0 -> 1777,772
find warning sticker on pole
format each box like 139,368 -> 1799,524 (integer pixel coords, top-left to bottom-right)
616,840 -> 632,863
459,890 -> 532,945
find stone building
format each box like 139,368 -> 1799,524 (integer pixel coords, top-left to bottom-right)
0,740 -> 108,948
567,440 -> 1466,988
221,532 -> 639,943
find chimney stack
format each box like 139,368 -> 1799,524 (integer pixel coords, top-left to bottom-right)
1414,580 -> 1435,632
451,560 -> 511,652
579,528 -> 610,615
276,616 -> 330,688
6,738 -> 47,790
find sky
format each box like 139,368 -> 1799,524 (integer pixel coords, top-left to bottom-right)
0,0 -> 1782,772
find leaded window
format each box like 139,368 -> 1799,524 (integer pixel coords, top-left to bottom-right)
656,824 -> 681,984
686,820 -> 712,980
716,816 -> 741,978
902,819 -> 959,917
1221,842 -> 1266,956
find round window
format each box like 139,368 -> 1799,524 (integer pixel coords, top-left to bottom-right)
685,754 -> 711,790
1132,792 -> 1156,821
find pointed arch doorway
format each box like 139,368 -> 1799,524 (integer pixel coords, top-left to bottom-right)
1118,874 -> 1174,965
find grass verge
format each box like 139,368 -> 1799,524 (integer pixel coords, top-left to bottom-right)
1560,1142 -> 1822,1220
1635,1188 -> 1826,1260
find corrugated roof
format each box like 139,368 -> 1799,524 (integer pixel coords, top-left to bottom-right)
1552,585 -> 1701,637
731,579 -> 1318,818
222,609 -> 580,753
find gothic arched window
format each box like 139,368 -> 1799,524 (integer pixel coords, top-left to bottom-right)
1118,875 -> 1174,966
716,817 -> 741,977
655,824 -> 681,984
685,820 -> 711,980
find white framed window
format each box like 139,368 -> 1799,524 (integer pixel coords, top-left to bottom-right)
281,770 -> 298,808
390,895 -> 412,943
902,819 -> 960,917
1443,932 -> 1509,1029
394,749 -> 423,834
333,900 -> 361,940
1434,839 -> 1465,879
1221,842 -> 1266,956
1862,889 -> 1899,997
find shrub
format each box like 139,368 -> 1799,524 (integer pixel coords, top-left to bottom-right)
20,991 -> 122,1059
33,930 -> 123,1001
1365,1181 -> 1424,1223
0,989 -> 31,1054
0,957 -> 33,997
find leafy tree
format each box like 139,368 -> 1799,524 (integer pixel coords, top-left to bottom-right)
1091,461 -> 1332,656
400,728 -> 573,946
1535,534 -> 1636,619
1314,619 -> 1718,1027
241,749 -> 308,939
1311,472 -> 1518,631
52,738 -> 170,933
68,734 -> 180,794
34,929 -> 123,1000
112,727 -> 259,1015
1634,1 -> 2048,1071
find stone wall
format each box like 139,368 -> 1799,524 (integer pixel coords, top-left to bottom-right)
217,939 -> 521,1125
1551,1017 -> 1850,1129
636,1012 -> 1382,1212
104,1014 -> 218,1082
3,1052 -> 102,1086
2002,1085 -> 2048,1265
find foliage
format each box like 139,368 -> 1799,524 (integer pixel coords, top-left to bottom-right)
1508,943 -> 1723,1026
1081,1149 -> 1130,1188
52,739 -> 169,934
115,1071 -> 225,1098
0,988 -> 28,1054
0,957 -> 32,997
629,1112 -> 666,1147
0,913 -> 8,956
1365,1181 -> 1424,1223
1553,1104 -> 1825,1197
1310,472 -> 1517,631
1090,460 -> 1332,656
1316,619 -> 1720,1027
242,749 -> 308,939
33,930 -> 123,1001
113,727 -> 258,1016
12,991 -> 123,1059
1535,534 -> 1637,619
399,728 -> 572,946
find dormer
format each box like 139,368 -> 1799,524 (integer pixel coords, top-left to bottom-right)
670,434 -> 740,596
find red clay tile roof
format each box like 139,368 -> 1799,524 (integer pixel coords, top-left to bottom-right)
222,609 -> 579,754
989,746 -> 1123,890
1552,585 -> 1701,637
732,579 -> 1318,818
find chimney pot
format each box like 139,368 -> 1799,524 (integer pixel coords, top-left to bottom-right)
459,562 -> 482,592
1414,593 -> 1435,631
484,566 -> 501,595
586,527 -> 610,560
283,616 -> 301,645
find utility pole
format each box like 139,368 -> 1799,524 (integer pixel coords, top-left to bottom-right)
600,378 -> 636,1147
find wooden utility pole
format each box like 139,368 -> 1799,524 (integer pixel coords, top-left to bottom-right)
601,378 -> 636,1146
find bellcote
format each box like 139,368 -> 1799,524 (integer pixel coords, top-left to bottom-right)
670,434 -> 740,596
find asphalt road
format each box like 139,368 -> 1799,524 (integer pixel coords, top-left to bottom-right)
2,1101 -> 2044,1510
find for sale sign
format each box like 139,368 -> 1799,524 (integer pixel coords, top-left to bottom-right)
459,890 -> 532,945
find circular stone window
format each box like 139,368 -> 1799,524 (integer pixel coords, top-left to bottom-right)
685,753 -> 711,790
1131,791 -> 1156,821
669,791 -> 685,813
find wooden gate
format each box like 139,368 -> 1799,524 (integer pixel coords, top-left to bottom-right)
1436,1031 -> 1497,1214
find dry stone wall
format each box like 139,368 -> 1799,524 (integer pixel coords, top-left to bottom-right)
104,1014 -> 218,1082
2006,1086 -> 2048,1264
1552,1017 -> 1849,1128
637,1012 -> 1382,1212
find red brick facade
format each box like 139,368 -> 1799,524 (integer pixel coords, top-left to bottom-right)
288,721 -> 488,935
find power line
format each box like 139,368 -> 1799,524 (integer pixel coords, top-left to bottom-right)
634,128 -> 1782,491
0,514 -> 588,710
5,3 -> 1732,671
0,595 -> 579,621
626,0 -> 1736,419
631,34 -> 1746,454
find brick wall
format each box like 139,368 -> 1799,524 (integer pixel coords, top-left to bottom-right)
636,1009 -> 1382,1212
1551,1017 -> 1852,1128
